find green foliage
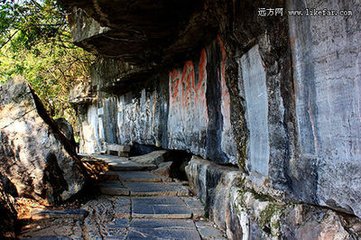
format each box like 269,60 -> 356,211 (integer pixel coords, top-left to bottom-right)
0,0 -> 95,124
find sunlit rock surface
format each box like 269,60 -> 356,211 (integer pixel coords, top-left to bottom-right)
0,77 -> 87,205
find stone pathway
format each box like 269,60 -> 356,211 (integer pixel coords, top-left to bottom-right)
19,155 -> 226,240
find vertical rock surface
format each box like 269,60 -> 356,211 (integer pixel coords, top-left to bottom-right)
77,40 -> 238,165
59,0 -> 361,238
288,0 -> 361,216
240,45 -> 270,178
0,77 -> 87,204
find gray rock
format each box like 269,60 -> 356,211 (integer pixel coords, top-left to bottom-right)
281,205 -> 351,240
75,42 -> 238,166
240,44 -> 269,177
82,196 -> 128,239
152,161 -> 173,179
59,0 -> 361,239
185,156 -> 241,230
195,221 -> 227,240
0,78 -> 87,204
130,150 -> 167,166
288,0 -> 361,218
118,171 -> 162,182
125,219 -> 201,240
91,154 -> 157,171
132,197 -> 192,219
180,197 -> 205,219
125,182 -> 189,197
68,80 -> 95,105
98,181 -> 130,196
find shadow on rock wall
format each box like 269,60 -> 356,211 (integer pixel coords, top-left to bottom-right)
0,77 -> 88,206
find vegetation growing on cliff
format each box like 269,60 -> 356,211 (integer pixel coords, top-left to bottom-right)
0,0 -> 94,120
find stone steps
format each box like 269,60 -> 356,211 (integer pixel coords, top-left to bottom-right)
105,219 -> 202,240
19,155 -> 227,240
117,171 -> 163,182
89,153 -> 157,171
98,180 -> 189,197
132,197 -> 193,219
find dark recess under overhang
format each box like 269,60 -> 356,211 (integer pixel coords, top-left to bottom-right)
58,0 -> 219,91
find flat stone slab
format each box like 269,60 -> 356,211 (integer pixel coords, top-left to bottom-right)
99,181 -> 130,196
88,153 -> 129,163
31,209 -> 88,220
125,182 -> 189,196
106,219 -> 201,240
91,153 -> 157,171
18,218 -> 83,240
195,221 -> 227,240
180,197 -> 205,219
126,228 -> 201,240
132,197 -> 192,219
113,197 -> 131,218
108,162 -> 156,171
118,171 -> 163,182
130,150 -> 167,166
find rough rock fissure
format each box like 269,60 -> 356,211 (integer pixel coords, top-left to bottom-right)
0,107 -> 36,130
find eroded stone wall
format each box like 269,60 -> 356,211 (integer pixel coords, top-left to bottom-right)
71,0 -> 361,237
288,0 -> 361,218
79,39 -> 238,165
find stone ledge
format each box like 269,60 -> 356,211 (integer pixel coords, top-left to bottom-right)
185,156 -> 242,233
185,156 -> 361,239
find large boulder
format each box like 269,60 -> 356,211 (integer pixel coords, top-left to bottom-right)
0,77 -> 87,205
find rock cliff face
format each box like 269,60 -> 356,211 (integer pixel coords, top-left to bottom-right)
78,40 -> 238,165
61,0 -> 361,238
0,78 -> 87,205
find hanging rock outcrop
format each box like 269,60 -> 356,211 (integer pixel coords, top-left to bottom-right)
0,77 -> 87,205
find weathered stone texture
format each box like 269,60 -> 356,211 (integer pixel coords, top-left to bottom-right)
79,105 -> 103,153
62,0 -> 214,66
185,156 -> 241,231
229,186 -> 355,240
240,44 -> 270,178
187,157 -> 359,240
64,0 -> 361,238
0,78 -> 86,204
168,51 -> 209,157
288,0 -> 361,217
78,40 -> 238,165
